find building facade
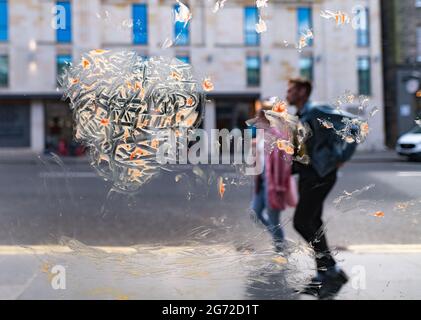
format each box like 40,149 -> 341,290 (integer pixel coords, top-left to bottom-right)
0,0 -> 384,154
381,0 -> 421,147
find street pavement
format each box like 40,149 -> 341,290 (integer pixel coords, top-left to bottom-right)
0,150 -> 420,299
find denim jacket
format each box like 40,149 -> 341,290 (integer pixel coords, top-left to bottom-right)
297,102 -> 358,178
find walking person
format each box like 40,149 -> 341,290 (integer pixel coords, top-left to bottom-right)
286,79 -> 357,299
250,106 -> 297,252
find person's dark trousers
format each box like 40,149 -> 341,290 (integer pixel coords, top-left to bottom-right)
293,166 -> 337,273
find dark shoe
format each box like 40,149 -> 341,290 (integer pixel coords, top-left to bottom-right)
274,238 -> 295,254
297,276 -> 323,297
274,242 -> 286,253
318,269 -> 348,300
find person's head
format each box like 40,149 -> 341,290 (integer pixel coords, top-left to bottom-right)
286,78 -> 312,110
251,106 -> 270,129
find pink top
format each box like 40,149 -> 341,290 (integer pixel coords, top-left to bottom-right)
256,127 -> 297,211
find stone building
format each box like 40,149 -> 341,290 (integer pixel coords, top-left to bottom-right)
381,0 -> 421,147
0,0 -> 384,153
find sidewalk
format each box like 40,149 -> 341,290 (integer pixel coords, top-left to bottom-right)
0,243 -> 420,300
350,150 -> 403,163
0,149 -> 404,165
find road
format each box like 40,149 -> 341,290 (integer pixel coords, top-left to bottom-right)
0,154 -> 420,246
0,153 -> 420,299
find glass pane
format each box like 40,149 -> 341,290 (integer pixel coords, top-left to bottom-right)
417,27 -> 421,61
297,7 -> 313,46
244,7 -> 259,46
57,55 -> 72,82
246,56 -> 260,86
358,57 -> 370,70
356,8 -> 370,47
0,55 -> 8,86
300,57 -> 313,81
174,4 -> 190,45
358,57 -> 371,95
0,0 -> 8,41
133,4 -> 148,44
176,56 -> 190,64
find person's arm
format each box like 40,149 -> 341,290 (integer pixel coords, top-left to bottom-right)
338,141 -> 357,166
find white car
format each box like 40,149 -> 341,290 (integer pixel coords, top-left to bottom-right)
396,126 -> 421,160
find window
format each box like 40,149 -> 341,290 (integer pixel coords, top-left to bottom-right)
356,7 -> 370,47
244,7 -> 259,46
246,56 -> 260,87
416,0 -> 421,8
417,26 -> 421,62
0,55 -> 8,87
56,1 -> 71,43
297,7 -> 313,46
133,4 -> 148,45
176,55 -> 190,64
299,56 -> 313,82
358,57 -> 371,95
57,55 -> 72,83
174,4 -> 190,45
0,0 -> 7,41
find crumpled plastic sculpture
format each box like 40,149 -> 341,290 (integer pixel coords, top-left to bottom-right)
59,50 -> 204,192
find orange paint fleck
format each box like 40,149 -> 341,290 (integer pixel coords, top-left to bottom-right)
218,177 -> 226,199
138,118 -> 150,128
373,211 -> 385,218
272,101 -> 287,113
186,118 -> 194,127
90,49 -> 107,55
40,262 -> 51,273
171,71 -> 182,81
151,139 -> 159,149
140,87 -> 146,99
130,150 -> 138,161
130,148 -> 145,160
345,136 -> 355,143
82,58 -> 90,69
333,12 -> 348,25
321,120 -> 334,129
127,168 -> 142,180
186,97 -> 194,106
298,37 -> 307,48
272,256 -> 288,264
360,122 -> 370,136
163,116 -> 172,127
202,78 -> 214,92
277,139 -> 295,155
